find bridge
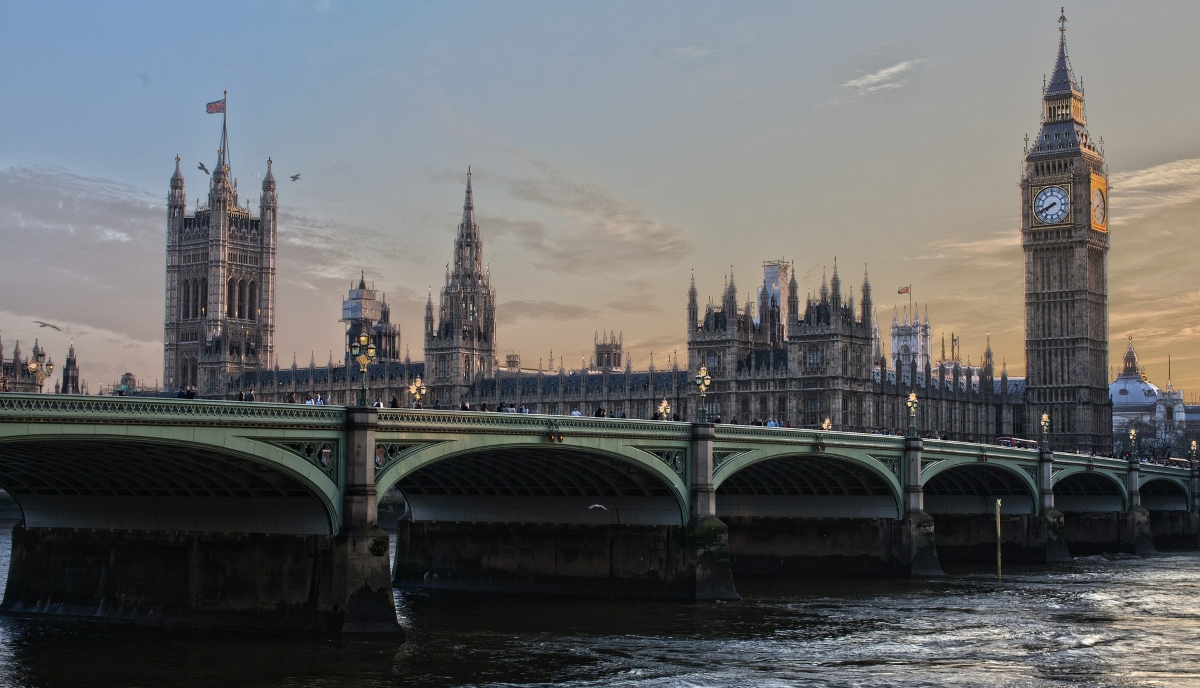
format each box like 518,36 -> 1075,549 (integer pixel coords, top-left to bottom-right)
0,394 -> 1195,634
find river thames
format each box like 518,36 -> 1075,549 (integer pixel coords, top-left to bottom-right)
0,530 -> 1196,687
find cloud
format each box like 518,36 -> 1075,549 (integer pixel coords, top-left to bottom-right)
493,158 -> 692,274
0,166 -> 164,344
841,59 -> 925,97
671,46 -> 715,60
1109,156 -> 1200,226
496,299 -> 599,326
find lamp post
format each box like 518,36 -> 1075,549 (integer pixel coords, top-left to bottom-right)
905,392 -> 918,438
408,377 -> 427,409
1041,413 -> 1051,450
1129,427 -> 1137,461
350,332 -> 377,407
695,366 -> 711,423
27,349 -> 54,394
658,399 -> 671,420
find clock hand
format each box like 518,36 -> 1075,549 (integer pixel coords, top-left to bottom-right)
1041,201 -> 1058,212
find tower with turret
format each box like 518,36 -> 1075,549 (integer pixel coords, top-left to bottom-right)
424,169 -> 497,406
163,111 -> 277,396
1021,11 -> 1111,452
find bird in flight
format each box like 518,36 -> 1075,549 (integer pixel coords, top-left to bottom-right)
197,162 -> 210,175
33,321 -> 62,331
254,170 -> 263,181
588,504 -> 608,511
290,174 -> 301,182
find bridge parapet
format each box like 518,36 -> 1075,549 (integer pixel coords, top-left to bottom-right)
0,393 -> 345,428
376,409 -> 693,440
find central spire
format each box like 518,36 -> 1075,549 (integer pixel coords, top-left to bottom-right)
1045,9 -> 1079,97
454,167 -> 482,276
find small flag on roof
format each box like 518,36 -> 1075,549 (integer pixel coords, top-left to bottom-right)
897,285 -> 910,294
206,98 -> 226,114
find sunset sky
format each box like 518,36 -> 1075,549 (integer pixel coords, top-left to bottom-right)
2,1 -> 1199,396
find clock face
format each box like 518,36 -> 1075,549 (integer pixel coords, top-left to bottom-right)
1034,186 -> 1070,224
1091,188 -> 1106,225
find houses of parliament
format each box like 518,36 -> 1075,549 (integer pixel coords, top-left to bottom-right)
157,17 -> 1120,452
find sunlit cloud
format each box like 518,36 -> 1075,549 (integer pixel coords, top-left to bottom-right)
841,59 -> 926,96
1110,156 -> 1200,226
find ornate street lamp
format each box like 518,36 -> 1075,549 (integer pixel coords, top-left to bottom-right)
27,349 -> 54,394
695,366 -> 711,423
409,377 -> 427,409
1040,413 -> 1051,450
905,392 -> 919,438
350,332 -> 377,407
1129,427 -> 1137,461
658,399 -> 671,420
1190,439 -> 1197,462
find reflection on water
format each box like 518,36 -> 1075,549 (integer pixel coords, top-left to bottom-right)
0,528 -> 1197,687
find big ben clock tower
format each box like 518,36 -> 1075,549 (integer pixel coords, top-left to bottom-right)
1022,10 -> 1112,453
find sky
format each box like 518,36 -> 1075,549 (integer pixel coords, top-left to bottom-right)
1,1 -> 1199,396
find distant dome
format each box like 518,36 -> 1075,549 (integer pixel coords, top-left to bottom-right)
1110,338 -> 1159,408
1110,375 -> 1160,408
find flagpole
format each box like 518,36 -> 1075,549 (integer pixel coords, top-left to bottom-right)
908,285 -> 912,321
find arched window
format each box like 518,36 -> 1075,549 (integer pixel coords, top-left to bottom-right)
227,279 -> 236,318
237,280 -> 246,320
182,280 -> 191,320
199,278 -> 207,317
248,281 -> 257,321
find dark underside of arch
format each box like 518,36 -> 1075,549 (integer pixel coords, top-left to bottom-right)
0,439 -> 330,534
397,447 -> 681,525
1141,478 -> 1188,512
715,456 -> 897,518
924,464 -> 1033,514
1054,472 -> 1124,512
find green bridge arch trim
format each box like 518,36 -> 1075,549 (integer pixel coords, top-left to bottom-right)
0,421 -> 345,533
1050,464 -> 1130,510
373,431 -> 692,524
710,431 -> 906,518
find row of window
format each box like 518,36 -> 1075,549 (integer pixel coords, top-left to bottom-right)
179,278 -> 260,321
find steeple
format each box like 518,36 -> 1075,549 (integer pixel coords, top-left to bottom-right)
687,269 -> 698,328
453,167 -> 482,276
860,265 -> 872,323
1045,9 -> 1080,98
217,92 -> 230,170
169,155 -> 186,209
830,258 -> 841,305
1027,9 -> 1098,161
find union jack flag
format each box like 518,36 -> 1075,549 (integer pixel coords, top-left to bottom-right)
897,285 -> 910,294
206,98 -> 226,114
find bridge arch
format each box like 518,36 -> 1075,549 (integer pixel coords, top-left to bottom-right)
0,425 -> 343,535
922,461 -> 1036,514
1141,477 -> 1190,512
1052,469 -> 1127,512
712,450 -> 902,519
375,435 -> 689,526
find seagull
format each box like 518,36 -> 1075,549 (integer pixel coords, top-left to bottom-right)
290,174 -> 301,182
33,321 -> 61,331
197,162 -> 210,175
588,504 -> 608,511
254,170 -> 263,182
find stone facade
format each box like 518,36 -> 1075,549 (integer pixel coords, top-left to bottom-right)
685,261 -> 1028,439
163,117 -> 277,396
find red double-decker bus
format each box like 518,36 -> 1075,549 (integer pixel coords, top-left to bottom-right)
996,436 -> 1039,450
